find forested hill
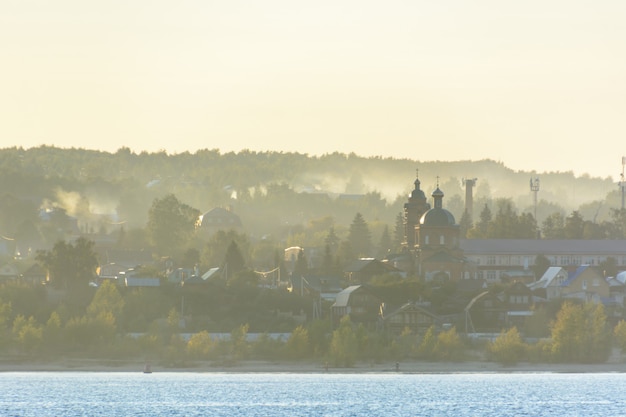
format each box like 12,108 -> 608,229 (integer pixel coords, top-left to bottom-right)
0,146 -> 619,236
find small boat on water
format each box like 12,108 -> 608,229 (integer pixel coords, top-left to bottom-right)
143,363 -> 152,374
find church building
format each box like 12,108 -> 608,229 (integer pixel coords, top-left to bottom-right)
402,172 -> 467,282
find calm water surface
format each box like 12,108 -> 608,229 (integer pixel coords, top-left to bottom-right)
1,372 -> 625,416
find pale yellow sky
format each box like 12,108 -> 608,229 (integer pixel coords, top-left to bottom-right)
2,1 -> 626,179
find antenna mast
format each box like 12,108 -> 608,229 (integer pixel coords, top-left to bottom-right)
530,177 -> 540,221
619,156 -> 626,210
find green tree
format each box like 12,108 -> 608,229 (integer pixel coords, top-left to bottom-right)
458,209 -> 473,239
599,257 -> 618,278
87,280 -> 125,327
614,320 -> 626,354
488,327 -> 527,366
468,204 -> 492,238
434,326 -> 464,361
377,225 -> 392,258
417,325 -> 437,359
517,212 -> 538,239
293,248 -> 308,277
348,213 -> 371,258
308,319 -> 331,357
12,315 -> 43,353
147,194 -> 200,256
393,212 -> 404,249
43,311 -> 63,351
542,212 -> 566,239
324,226 -> 339,250
36,237 -> 98,290
532,254 -> 551,280
563,211 -> 585,239
64,312 -> 116,348
490,200 -> 519,238
202,230 -> 250,270
227,269 -> 258,288
392,326 -> 418,360
230,323 -> 250,361
551,302 -> 610,363
330,315 -> 358,367
223,241 -> 246,281
523,306 -> 551,338
286,325 -> 310,359
607,208 -> 626,239
186,330 -> 215,360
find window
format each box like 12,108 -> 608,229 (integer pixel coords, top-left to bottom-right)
424,235 -> 429,245
439,235 -> 444,245
582,280 -> 587,290
487,256 -> 496,265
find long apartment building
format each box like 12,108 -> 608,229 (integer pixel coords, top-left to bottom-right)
460,239 -> 626,283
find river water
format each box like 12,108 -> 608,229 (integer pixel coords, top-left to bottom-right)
1,372 -> 624,416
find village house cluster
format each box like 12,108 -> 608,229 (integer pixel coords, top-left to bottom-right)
2,171 -> 626,338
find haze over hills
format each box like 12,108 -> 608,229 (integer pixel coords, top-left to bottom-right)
0,146 -> 620,238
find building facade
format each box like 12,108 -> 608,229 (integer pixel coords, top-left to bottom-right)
460,239 -> 626,284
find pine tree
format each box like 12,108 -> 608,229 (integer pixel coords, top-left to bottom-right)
223,241 -> 246,280
348,213 -> 372,258
393,212 -> 404,249
377,225 -> 392,258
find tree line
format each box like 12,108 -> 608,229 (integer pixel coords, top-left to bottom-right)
2,276 -> 625,367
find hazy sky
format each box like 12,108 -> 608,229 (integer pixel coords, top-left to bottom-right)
2,1 -> 626,179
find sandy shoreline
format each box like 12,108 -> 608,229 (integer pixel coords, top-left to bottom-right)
2,358 -> 626,374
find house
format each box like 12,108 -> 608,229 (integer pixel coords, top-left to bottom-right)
344,258 -> 402,284
284,246 -> 324,274
529,266 -> 569,301
434,278 -> 487,317
289,274 -> 343,302
500,269 -> 536,285
96,249 -> 155,280
380,301 -> 441,335
560,264 -> 609,304
607,271 -> 626,306
331,285 -> 382,325
200,267 -> 222,282
168,267 -> 199,285
117,267 -> 161,288
20,263 -> 46,285
197,207 -> 243,237
124,276 -> 161,288
0,263 -> 19,281
464,282 -> 535,333
464,290 -> 506,333
503,282 -> 535,330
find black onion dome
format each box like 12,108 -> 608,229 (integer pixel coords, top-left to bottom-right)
410,177 -> 427,200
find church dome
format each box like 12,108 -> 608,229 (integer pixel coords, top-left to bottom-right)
419,186 -> 456,226
409,177 -> 426,201
420,208 -> 456,226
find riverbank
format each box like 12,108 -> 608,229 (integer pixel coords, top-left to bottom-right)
2,358 -> 626,373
